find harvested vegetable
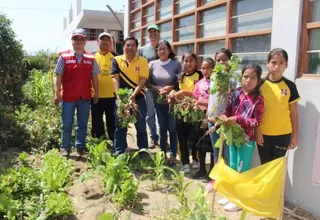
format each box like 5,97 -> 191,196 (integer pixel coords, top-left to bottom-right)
116,88 -> 137,128
214,116 -> 248,148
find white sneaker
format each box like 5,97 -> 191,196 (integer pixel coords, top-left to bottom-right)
218,198 -> 230,206
183,164 -> 191,174
191,161 -> 200,169
224,202 -> 241,212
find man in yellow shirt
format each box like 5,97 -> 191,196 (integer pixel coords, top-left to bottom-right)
111,36 -> 149,155
91,32 -> 117,141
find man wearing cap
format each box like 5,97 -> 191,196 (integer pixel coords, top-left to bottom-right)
91,32 -> 118,141
139,24 -> 161,149
54,28 -> 101,157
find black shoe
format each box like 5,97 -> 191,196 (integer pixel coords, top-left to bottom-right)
190,171 -> 207,180
202,175 -> 211,183
76,148 -> 87,156
166,160 -> 176,167
60,148 -> 71,158
148,140 -> 158,149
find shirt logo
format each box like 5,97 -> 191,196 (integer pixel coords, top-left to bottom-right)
135,66 -> 140,71
65,60 -> 76,64
84,60 -> 92,65
281,88 -> 287,96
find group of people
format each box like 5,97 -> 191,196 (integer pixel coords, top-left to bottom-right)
54,25 -> 300,212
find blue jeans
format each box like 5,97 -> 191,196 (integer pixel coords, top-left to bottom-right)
145,89 -> 159,142
61,99 -> 91,150
114,97 -> 148,154
154,103 -> 177,158
208,122 -> 230,166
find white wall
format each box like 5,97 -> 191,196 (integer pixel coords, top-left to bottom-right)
272,0 -> 320,216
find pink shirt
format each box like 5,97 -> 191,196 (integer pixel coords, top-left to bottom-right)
193,77 -> 210,101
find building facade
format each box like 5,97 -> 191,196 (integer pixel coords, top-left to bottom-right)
61,0 -> 124,53
124,0 -> 320,217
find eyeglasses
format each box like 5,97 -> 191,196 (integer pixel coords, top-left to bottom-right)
157,47 -> 169,52
72,37 -> 86,42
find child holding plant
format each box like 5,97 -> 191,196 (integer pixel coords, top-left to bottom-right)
217,64 -> 265,212
206,48 -> 235,190
174,51 -> 203,174
189,57 -> 215,179
256,48 -> 300,164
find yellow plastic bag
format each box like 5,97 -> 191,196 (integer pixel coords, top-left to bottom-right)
209,157 -> 285,218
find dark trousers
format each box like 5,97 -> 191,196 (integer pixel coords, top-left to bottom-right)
176,119 -> 197,165
91,98 -> 116,141
257,134 -> 291,165
114,97 -> 148,154
154,103 -> 177,157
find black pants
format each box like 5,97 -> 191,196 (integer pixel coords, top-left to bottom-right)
91,98 -> 116,141
176,119 -> 197,165
257,134 -> 291,165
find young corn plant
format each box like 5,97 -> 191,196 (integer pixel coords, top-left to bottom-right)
165,167 -> 192,207
132,149 -> 167,191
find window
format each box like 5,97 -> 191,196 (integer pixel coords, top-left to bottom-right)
158,0 -> 172,20
142,28 -> 150,45
143,4 -> 155,25
176,0 -> 195,14
159,21 -> 172,43
83,28 -> 104,41
199,6 -> 227,38
175,44 -> 194,61
175,15 -> 195,41
301,0 -> 320,75
132,11 -> 141,29
231,35 -> 271,72
199,40 -> 226,59
129,0 -> 273,69
131,31 -> 141,44
131,0 -> 141,10
232,0 -> 273,33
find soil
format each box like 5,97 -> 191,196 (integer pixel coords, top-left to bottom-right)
0,128 -> 315,220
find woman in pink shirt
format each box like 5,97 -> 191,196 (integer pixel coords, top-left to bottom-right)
190,58 -> 215,180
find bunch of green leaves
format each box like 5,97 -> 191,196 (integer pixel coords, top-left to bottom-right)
87,140 -> 112,169
116,88 -> 137,128
40,149 -> 72,191
210,55 -> 240,102
172,96 -> 205,124
96,153 -> 139,207
43,192 -> 73,218
214,117 -> 248,148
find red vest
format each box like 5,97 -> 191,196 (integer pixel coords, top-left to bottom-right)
60,50 -> 94,102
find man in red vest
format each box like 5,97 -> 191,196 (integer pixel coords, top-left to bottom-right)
54,28 -> 100,157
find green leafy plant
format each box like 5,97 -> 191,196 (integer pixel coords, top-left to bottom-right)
87,140 -> 111,168
40,149 -> 72,191
96,153 -> 139,207
210,55 -> 240,102
214,116 -> 248,148
43,192 -> 73,218
116,88 -> 137,128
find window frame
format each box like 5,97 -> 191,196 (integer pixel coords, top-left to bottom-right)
299,0 -> 320,77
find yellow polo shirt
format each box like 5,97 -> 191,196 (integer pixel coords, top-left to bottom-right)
111,55 -> 149,99
179,70 -> 203,91
93,51 -> 117,98
259,77 -> 300,135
